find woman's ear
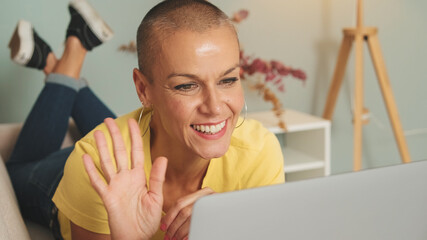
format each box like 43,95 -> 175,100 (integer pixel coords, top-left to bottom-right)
133,68 -> 151,105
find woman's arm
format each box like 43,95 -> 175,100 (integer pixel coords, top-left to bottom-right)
71,221 -> 111,240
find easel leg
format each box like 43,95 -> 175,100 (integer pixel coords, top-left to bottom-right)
323,36 -> 353,120
353,34 -> 364,171
367,34 -> 412,163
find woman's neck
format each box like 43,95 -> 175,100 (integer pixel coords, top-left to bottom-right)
149,123 -> 210,187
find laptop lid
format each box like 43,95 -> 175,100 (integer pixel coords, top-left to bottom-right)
189,160 -> 427,240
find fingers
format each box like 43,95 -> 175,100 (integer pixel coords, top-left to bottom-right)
83,154 -> 107,197
128,118 -> 144,170
94,130 -> 115,183
149,157 -> 168,198
104,118 -> 129,172
165,206 -> 192,240
90,118 -> 146,184
162,187 -> 215,239
169,217 -> 191,240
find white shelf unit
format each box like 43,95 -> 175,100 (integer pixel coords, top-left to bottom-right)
247,109 -> 331,182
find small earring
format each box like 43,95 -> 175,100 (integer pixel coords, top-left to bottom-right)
137,103 -> 152,137
235,100 -> 247,129
137,103 -> 144,125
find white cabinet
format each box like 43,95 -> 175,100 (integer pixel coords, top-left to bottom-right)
247,109 -> 331,182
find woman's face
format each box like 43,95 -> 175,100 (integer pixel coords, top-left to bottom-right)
146,26 -> 244,160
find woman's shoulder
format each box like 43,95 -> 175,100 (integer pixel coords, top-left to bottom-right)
230,117 -> 277,152
219,118 -> 284,189
78,108 -> 143,143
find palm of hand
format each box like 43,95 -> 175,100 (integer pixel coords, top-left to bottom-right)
104,168 -> 161,239
83,118 -> 167,240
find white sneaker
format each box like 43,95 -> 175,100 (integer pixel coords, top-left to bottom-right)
67,0 -> 114,50
8,20 -> 52,69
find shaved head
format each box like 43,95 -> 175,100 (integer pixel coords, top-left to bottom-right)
136,0 -> 238,81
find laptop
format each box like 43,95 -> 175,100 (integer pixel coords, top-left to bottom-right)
189,160 -> 427,240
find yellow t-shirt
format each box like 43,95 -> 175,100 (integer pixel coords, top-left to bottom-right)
52,108 -> 284,240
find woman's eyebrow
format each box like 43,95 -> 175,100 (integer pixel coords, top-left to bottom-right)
221,63 -> 240,77
167,63 -> 240,80
167,73 -> 201,81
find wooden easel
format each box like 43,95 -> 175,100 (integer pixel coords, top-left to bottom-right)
322,0 -> 411,171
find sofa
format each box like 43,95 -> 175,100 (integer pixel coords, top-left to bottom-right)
0,122 -> 80,240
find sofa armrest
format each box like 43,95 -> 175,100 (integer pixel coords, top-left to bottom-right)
0,121 -> 79,239
0,154 -> 31,240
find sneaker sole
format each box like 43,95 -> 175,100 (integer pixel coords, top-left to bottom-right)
8,20 -> 34,65
69,0 -> 114,42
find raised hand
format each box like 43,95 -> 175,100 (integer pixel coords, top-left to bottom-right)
161,187 -> 215,240
83,117 -> 167,240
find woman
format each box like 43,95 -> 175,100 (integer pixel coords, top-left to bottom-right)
8,0 -> 284,240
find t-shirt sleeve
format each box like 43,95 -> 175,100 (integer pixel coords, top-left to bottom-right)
52,138 -> 111,235
240,131 -> 285,189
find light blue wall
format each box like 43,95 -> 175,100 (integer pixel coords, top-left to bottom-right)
1,0 -> 426,174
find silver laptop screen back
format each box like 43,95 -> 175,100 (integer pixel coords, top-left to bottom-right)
190,160 -> 427,240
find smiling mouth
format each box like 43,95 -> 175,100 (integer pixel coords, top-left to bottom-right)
191,121 -> 226,134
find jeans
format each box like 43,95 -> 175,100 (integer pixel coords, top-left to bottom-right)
6,74 -> 115,238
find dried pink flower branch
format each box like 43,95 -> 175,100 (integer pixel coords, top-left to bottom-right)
240,50 -> 306,93
234,9 -> 307,130
231,9 -> 249,23
118,41 -> 137,53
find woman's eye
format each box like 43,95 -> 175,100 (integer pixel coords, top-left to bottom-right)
219,77 -> 239,86
174,83 -> 197,91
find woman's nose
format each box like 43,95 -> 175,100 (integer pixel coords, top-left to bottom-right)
200,89 -> 223,116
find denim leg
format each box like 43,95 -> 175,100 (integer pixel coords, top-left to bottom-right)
6,73 -> 78,236
7,147 -> 73,228
71,86 -> 116,136
7,79 -> 77,165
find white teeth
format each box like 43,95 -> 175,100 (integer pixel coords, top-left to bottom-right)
192,121 -> 226,134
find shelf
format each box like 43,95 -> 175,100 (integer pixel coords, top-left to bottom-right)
283,148 -> 325,173
247,109 -> 330,181
247,109 -> 330,133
